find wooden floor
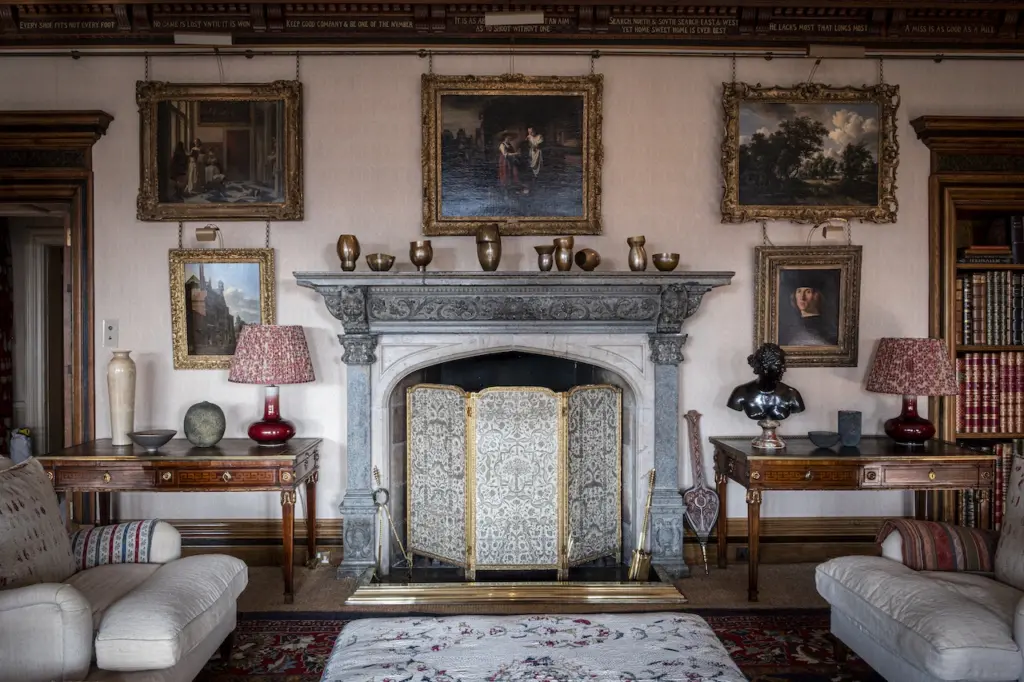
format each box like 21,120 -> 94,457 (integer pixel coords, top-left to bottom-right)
237,562 -> 826,613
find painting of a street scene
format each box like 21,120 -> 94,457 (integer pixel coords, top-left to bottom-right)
183,261 -> 262,356
157,99 -> 285,205
738,101 -> 880,207
439,94 -> 585,220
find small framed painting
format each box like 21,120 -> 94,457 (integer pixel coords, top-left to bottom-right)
721,82 -> 899,224
754,246 -> 862,368
169,249 -> 275,370
421,73 -> 604,236
137,81 -> 303,221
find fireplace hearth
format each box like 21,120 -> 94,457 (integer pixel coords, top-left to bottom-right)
294,271 -> 734,585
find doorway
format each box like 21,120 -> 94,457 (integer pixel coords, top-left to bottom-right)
1,205 -> 71,455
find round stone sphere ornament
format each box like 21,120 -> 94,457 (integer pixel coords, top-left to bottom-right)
183,401 -> 226,448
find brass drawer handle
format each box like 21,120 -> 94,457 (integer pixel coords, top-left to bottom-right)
750,471 -> 760,480
222,472 -> 232,482
161,472 -> 172,482
47,470 -> 54,481
102,472 -> 111,483
928,470 -> 937,481
804,470 -> 813,481
281,471 -> 293,483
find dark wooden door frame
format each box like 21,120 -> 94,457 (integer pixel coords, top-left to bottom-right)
0,111 -> 113,448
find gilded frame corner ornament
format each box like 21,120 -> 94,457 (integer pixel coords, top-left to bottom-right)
754,245 -> 862,368
136,80 -> 304,221
721,82 -> 900,225
168,248 -> 276,370
421,73 -> 604,237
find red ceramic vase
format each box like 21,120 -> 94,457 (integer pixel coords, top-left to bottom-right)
248,385 -> 296,446
883,395 -> 935,446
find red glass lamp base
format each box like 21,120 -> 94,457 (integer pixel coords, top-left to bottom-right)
884,395 -> 935,446
248,418 -> 296,446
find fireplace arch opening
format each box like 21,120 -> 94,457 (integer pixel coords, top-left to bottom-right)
381,348 -> 640,581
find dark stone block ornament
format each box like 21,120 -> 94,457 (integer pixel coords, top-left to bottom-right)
839,410 -> 862,447
183,401 -> 226,447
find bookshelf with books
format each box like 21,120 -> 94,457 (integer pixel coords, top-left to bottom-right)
916,117 -> 1024,530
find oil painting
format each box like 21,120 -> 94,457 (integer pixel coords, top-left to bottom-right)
755,246 -> 862,368
169,249 -> 275,370
422,74 -> 603,236
722,83 -> 899,224
138,82 -> 303,221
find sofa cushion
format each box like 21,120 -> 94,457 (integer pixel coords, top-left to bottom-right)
816,555 -> 1023,681
65,563 -> 161,631
70,520 -> 180,570
94,554 -> 247,671
877,519 -> 998,572
996,454 -> 1024,591
0,458 -> 77,589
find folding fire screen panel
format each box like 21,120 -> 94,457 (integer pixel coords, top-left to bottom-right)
406,384 -> 622,578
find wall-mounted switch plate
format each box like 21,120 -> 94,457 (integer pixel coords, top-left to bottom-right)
102,319 -> 119,348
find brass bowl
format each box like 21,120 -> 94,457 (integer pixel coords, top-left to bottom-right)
652,253 -> 680,272
574,248 -> 601,271
365,253 -> 395,272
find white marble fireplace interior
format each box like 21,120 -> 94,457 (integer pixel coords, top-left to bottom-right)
385,350 -> 638,572
372,334 -> 653,575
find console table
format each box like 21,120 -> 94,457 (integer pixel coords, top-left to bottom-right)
709,436 -> 997,602
36,438 -> 321,604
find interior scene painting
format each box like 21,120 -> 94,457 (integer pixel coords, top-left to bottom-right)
182,261 -> 261,356
738,101 -> 880,208
439,94 -> 585,220
157,99 -> 284,205
776,267 -> 842,348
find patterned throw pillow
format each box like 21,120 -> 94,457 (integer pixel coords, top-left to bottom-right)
0,458 -> 77,588
70,520 -> 162,570
876,518 -> 998,573
995,455 -> 1024,590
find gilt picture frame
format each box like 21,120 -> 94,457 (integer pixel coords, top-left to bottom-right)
421,73 -> 604,236
137,81 -> 303,221
722,82 -> 899,224
169,248 -> 275,370
754,245 -> 862,368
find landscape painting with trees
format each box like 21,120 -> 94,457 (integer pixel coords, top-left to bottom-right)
721,83 -> 899,224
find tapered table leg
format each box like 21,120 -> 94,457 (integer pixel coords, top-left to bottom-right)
716,470 -> 728,569
306,472 -> 318,567
281,490 -> 296,604
746,489 -> 762,602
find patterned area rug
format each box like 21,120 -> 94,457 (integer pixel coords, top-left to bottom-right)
197,610 -> 884,682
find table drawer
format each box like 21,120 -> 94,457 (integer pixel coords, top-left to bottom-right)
864,464 -> 984,488
170,469 -> 279,488
54,467 -> 155,489
752,464 -> 860,489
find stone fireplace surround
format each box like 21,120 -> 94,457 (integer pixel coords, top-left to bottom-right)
294,271 -> 734,579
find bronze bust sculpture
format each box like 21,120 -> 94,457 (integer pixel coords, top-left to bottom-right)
727,343 -> 805,449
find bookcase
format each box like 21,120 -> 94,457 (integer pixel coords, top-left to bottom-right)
916,117 -> 1024,529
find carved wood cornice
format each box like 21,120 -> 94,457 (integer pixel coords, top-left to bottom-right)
3,3 -> 1024,50
0,111 -> 113,148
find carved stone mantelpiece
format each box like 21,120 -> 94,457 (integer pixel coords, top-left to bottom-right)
296,270 -> 734,580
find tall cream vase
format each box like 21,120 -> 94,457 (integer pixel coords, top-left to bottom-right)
107,350 -> 136,446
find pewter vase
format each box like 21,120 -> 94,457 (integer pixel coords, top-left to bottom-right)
337,234 -> 360,272
553,236 -> 574,272
475,226 -> 502,271
409,240 -> 433,272
535,245 -> 555,272
627,236 -> 647,272
107,350 -> 136,447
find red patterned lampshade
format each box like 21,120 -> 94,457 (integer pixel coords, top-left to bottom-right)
228,325 -> 314,447
228,325 -> 315,385
865,338 -> 957,397
866,338 -> 957,445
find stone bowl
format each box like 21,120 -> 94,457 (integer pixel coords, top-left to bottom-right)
366,253 -> 395,272
128,429 -> 177,453
652,253 -> 680,272
808,431 -> 841,448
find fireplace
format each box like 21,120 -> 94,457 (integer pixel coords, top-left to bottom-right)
294,271 -> 733,581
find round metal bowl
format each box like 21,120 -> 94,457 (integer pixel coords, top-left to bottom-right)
365,253 -> 396,272
652,253 -> 680,272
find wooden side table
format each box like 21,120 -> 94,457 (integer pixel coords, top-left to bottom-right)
709,436 -> 996,602
37,437 -> 321,604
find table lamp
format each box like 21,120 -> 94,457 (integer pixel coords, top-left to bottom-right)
228,324 -> 315,446
865,337 -> 958,445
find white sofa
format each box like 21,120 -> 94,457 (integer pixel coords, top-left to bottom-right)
816,456 -> 1024,682
0,457 -> 249,682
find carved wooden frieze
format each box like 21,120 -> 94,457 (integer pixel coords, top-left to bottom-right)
2,3 -> 1023,49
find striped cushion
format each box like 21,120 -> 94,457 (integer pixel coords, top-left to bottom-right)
877,519 -> 998,573
70,520 -> 162,570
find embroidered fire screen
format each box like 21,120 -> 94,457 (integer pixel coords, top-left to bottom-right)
407,384 -> 622,579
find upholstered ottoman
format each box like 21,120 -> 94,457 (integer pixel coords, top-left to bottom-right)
322,612 -> 744,681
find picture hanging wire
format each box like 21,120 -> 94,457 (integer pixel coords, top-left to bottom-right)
878,57 -> 885,84
144,54 -> 150,81
177,221 -> 184,248
508,36 -> 516,75
590,50 -> 599,75
805,57 -> 822,85
806,218 -> 853,245
295,53 -> 301,81
216,48 -> 225,84
265,221 -> 271,248
760,219 -> 774,246
730,55 -> 736,84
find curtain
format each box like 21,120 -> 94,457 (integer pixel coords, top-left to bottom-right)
0,221 -> 12,455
